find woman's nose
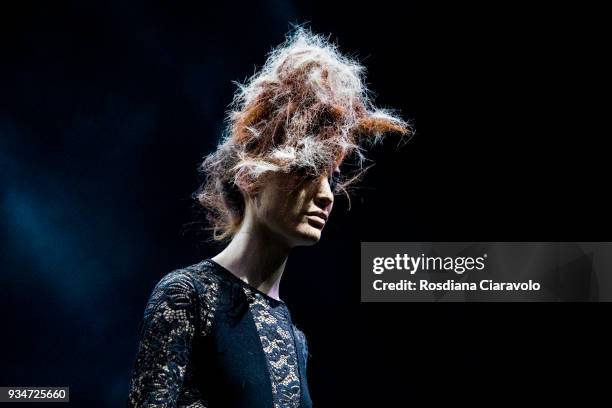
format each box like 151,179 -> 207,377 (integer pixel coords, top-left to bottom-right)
313,176 -> 334,209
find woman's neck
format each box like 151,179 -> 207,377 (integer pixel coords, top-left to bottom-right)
211,214 -> 291,302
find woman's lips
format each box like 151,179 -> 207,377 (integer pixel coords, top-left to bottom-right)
305,214 -> 326,228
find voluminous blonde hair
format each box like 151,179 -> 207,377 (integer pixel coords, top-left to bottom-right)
195,26 -> 412,241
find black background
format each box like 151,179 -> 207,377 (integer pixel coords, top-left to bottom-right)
1,0 -> 608,405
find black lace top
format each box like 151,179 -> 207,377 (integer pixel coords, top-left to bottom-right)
127,259 -> 312,408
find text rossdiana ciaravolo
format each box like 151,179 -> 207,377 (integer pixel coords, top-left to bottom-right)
373,279 -> 541,291
371,254 -> 541,291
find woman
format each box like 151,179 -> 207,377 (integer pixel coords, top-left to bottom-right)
127,27 -> 410,407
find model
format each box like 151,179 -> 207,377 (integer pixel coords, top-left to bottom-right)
127,26 -> 410,408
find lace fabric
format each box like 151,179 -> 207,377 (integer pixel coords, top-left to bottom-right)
245,287 -> 302,408
126,260 -> 310,408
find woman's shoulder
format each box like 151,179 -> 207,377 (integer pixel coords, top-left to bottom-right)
291,324 -> 310,368
292,324 -> 309,351
145,268 -> 195,310
143,260 -> 223,335
155,259 -> 219,287
146,260 -> 221,311
292,324 -> 307,342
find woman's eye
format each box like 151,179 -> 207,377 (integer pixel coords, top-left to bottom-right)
290,168 -> 316,185
299,170 -> 316,180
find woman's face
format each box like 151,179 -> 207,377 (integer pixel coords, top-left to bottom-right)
249,167 -> 340,247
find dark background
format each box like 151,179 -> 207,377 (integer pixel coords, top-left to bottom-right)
1,0 -> 608,406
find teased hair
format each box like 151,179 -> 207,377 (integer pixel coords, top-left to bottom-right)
194,26 -> 412,241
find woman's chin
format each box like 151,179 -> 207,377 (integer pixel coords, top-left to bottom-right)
292,223 -> 323,246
